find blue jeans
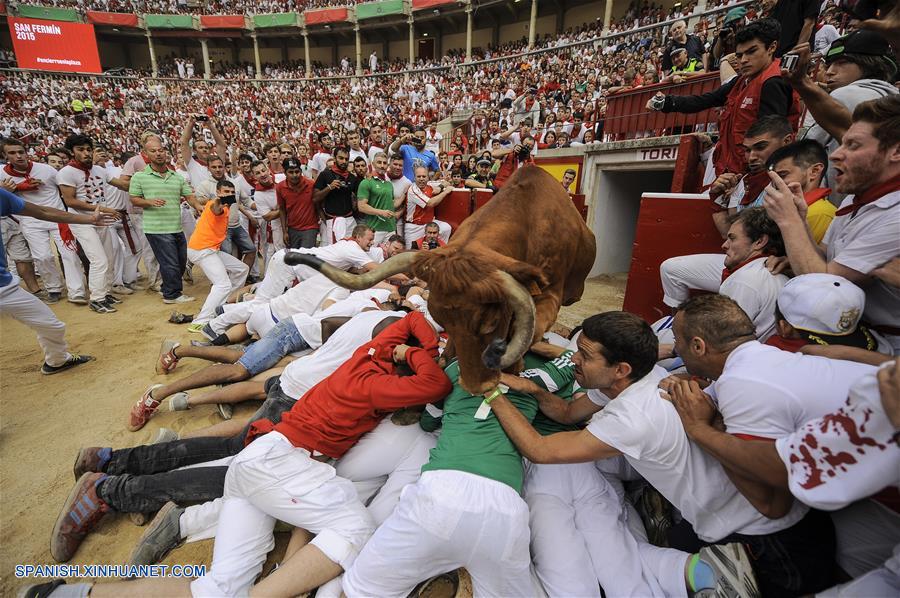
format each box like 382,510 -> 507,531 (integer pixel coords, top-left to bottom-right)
237,318 -> 310,376
145,232 -> 186,300
221,225 -> 256,256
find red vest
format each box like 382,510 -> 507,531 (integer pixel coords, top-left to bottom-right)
713,58 -> 801,176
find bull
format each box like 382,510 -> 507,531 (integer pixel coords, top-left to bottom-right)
285,165 -> 596,393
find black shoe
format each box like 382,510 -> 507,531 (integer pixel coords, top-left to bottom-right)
17,579 -> 66,598
104,294 -> 123,305
89,300 -> 114,314
128,501 -> 185,567
44,292 -> 62,304
41,354 -> 94,376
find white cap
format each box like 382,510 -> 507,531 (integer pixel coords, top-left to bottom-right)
777,273 -> 865,336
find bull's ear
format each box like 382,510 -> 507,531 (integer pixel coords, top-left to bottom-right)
469,242 -> 550,292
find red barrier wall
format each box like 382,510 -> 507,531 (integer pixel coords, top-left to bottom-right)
200,15 -> 246,29
622,194 -> 723,323
304,7 -> 348,24
86,11 -> 139,27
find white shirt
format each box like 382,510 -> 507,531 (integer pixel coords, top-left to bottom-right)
269,273 -> 348,323
349,147 -> 369,167
587,366 -> 804,540
57,163 -> 111,214
775,365 -> 900,511
291,239 -> 375,280
390,176 -> 412,203
279,309 -> 405,400
720,259 -> 788,341
309,152 -> 332,177
185,157 -> 210,188
102,164 -> 130,211
367,145 -> 385,165
706,341 -> 875,439
253,187 -> 278,218
425,130 -> 442,154
3,162 -> 66,222
292,289 -> 393,350
823,191 -> 900,328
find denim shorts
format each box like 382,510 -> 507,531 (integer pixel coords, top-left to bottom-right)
237,318 -> 310,376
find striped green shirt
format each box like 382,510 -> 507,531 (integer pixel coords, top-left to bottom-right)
129,166 -> 192,234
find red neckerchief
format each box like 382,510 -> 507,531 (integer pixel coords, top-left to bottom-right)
721,254 -> 768,282
803,187 -> 831,206
834,174 -> 900,217
140,151 -> 151,164
241,172 -> 256,186
254,179 -> 274,192
66,159 -> 92,181
4,162 -> 40,191
193,155 -> 208,167
331,166 -> 349,180
764,335 -> 808,353
739,170 -> 771,206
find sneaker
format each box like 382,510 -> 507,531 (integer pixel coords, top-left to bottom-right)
32,289 -> 49,301
72,447 -> 109,480
183,266 -> 194,284
638,485 -> 672,547
190,339 -> 212,348
156,340 -> 180,375
50,472 -> 110,562
41,354 -> 94,376
16,579 -> 67,598
695,543 -> 760,598
163,295 -> 195,304
128,384 -> 163,432
186,322 -> 205,334
168,393 -> 190,411
110,284 -> 134,295
44,292 -> 62,304
128,501 -> 185,567
67,295 -> 88,306
89,300 -> 115,314
103,294 -> 123,305
151,427 -> 179,444
216,403 -> 233,420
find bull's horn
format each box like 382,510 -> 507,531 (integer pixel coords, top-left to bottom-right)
484,270 -> 536,370
283,250 -> 423,290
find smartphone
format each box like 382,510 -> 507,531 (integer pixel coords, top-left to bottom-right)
781,53 -> 800,72
195,115 -> 210,122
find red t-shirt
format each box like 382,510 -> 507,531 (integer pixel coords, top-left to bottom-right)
276,177 -> 318,231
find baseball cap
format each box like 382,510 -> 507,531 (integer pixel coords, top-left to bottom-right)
282,157 -> 301,170
477,158 -> 492,167
826,30 -> 892,63
724,7 -> 747,24
669,47 -> 688,57
777,273 -> 878,349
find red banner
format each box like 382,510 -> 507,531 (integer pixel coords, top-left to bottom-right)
8,17 -> 101,73
411,0 -> 455,9
304,7 -> 348,24
200,15 -> 246,29
85,11 -> 139,27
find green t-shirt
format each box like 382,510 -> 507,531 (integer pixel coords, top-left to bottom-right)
525,350 -> 582,436
357,177 -> 396,232
421,351 -> 577,493
128,166 -> 193,234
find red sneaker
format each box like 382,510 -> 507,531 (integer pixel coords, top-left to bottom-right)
50,472 -> 110,562
156,340 -> 180,375
128,385 -> 162,432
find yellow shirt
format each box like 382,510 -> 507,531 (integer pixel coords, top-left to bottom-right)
807,198 -> 836,244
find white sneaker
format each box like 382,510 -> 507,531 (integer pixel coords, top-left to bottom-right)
111,284 -> 134,295
162,295 -> 195,304
67,295 -> 88,305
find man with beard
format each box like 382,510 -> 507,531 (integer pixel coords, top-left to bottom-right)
764,95 -> 900,352
313,147 -> 358,246
357,152 -> 401,245
388,127 -> 440,183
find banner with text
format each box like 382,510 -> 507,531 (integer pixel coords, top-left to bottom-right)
8,17 -> 101,73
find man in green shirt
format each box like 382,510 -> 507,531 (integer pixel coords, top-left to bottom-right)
343,353 -> 563,596
356,152 -> 401,244
128,137 -> 202,304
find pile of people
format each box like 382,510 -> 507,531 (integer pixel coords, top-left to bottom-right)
3,1 -> 900,597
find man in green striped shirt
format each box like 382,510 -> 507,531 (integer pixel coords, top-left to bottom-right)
128,138 -> 201,304
355,152 -> 401,244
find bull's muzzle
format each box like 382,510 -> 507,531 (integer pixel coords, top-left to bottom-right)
482,338 -> 507,370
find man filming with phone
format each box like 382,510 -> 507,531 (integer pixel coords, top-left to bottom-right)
186,179 -> 250,331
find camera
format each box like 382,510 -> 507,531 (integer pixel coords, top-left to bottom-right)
649,94 -> 666,111
427,239 -> 439,250
517,146 -> 532,159
195,115 -> 210,122
219,194 -> 237,206
781,53 -> 800,72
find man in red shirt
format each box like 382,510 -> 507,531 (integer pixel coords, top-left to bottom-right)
492,136 -> 536,189
277,158 -> 318,249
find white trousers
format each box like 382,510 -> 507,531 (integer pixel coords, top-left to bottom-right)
18,219 -> 85,297
831,499 -> 900,578
524,461 -> 689,598
818,543 -> 900,598
129,213 -> 159,284
403,219 -> 451,249
373,230 -> 394,245
208,249 -> 293,335
265,219 -> 286,264
187,248 -> 250,324
190,432 -> 374,598
320,216 -> 356,246
659,253 -> 724,308
68,223 -> 114,302
181,204 -> 196,241
343,470 -> 535,598
109,217 -> 142,285
0,278 -> 71,367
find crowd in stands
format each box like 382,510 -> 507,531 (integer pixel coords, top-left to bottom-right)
3,1 -> 900,597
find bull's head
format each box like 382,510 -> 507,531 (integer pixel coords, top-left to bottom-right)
284,248 -> 536,393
